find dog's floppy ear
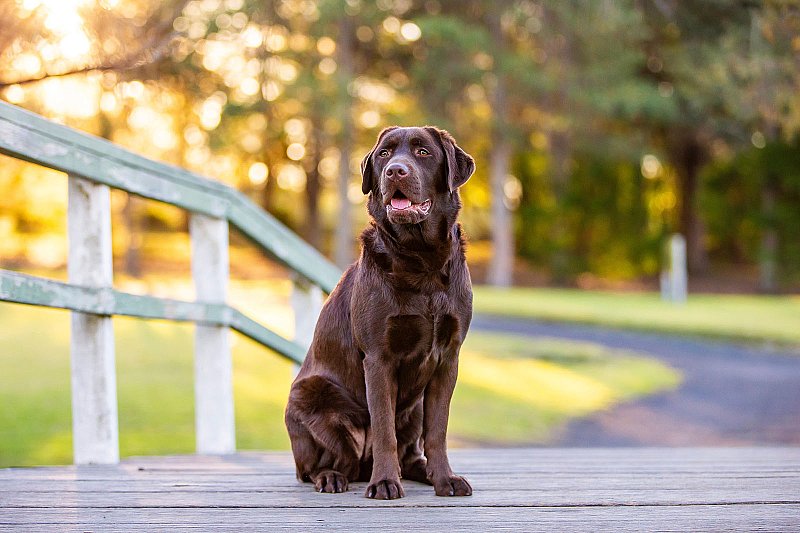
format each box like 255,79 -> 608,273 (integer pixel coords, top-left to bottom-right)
361,126 -> 398,195
427,127 -> 475,192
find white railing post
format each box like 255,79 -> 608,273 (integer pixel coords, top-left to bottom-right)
290,275 -> 324,370
67,175 -> 119,465
190,214 -> 235,454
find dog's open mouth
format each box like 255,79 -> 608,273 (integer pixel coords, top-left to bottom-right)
386,190 -> 431,216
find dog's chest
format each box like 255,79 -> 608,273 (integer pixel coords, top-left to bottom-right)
388,289 -> 459,351
388,289 -> 461,391
389,309 -> 460,409
386,312 -> 459,356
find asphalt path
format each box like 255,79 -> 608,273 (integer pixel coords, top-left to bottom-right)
471,314 -> 800,446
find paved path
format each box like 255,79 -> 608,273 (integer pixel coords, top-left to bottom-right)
471,315 -> 800,446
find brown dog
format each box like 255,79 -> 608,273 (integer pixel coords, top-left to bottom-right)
284,126 -> 475,500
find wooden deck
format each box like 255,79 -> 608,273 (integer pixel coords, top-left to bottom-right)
2,448 -> 799,532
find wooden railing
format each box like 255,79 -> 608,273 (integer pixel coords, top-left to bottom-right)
0,101 -> 340,464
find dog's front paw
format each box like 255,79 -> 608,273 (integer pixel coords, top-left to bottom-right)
314,470 -> 348,493
433,474 -> 472,497
365,478 -> 405,500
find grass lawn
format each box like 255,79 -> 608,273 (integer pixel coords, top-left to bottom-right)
451,332 -> 680,444
0,299 -> 679,467
474,286 -> 800,347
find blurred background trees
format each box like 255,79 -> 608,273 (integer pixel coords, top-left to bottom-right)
1,0 -> 799,292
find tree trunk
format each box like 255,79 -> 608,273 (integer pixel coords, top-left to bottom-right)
671,133 -> 709,275
122,195 -> 142,277
759,181 -> 778,293
548,130 -> 572,283
334,14 -> 355,269
304,118 -> 323,250
488,136 -> 513,286
99,104 -> 142,277
261,153 -> 277,213
257,0 -> 277,215
542,5 -> 574,284
750,7 -> 780,293
258,106 -> 275,216
486,9 -> 514,287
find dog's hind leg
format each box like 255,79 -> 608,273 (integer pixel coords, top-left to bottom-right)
286,376 -> 367,493
285,411 -> 320,482
305,418 -> 362,493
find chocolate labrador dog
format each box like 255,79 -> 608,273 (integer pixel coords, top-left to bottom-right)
285,126 -> 475,500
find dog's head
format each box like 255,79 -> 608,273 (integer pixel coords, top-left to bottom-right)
361,126 -> 475,226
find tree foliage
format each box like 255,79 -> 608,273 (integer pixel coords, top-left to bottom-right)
1,0 -> 799,290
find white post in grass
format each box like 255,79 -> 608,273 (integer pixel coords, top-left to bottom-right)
660,233 -> 687,304
670,234 -> 688,303
68,176 -> 119,465
290,275 -> 324,371
190,214 -> 235,454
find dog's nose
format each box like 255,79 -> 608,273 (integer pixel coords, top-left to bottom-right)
384,162 -> 409,181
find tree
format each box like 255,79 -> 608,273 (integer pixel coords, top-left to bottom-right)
639,0 -> 800,289
0,0 -> 192,276
412,1 -> 521,286
744,2 -> 800,291
0,0 -> 187,88
485,7 -> 515,287
333,7 -> 357,268
3,0 -> 798,292
637,0 -> 755,275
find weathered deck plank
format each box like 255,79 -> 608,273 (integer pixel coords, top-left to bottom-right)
1,448 -> 798,532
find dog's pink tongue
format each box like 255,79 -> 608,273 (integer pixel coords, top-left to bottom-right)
391,197 -> 412,210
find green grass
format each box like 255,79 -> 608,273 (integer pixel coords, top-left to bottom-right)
0,300 -> 679,466
474,286 -> 800,347
453,333 -> 680,443
0,304 -> 294,467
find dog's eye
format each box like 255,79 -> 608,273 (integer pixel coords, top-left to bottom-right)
378,149 -> 390,157
417,148 -> 430,156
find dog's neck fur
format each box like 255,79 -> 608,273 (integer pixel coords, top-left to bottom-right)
358,180 -> 468,296
360,200 -> 465,295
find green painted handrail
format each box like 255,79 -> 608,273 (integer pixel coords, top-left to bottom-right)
0,100 -> 344,366
0,269 -> 306,364
0,101 -> 341,293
